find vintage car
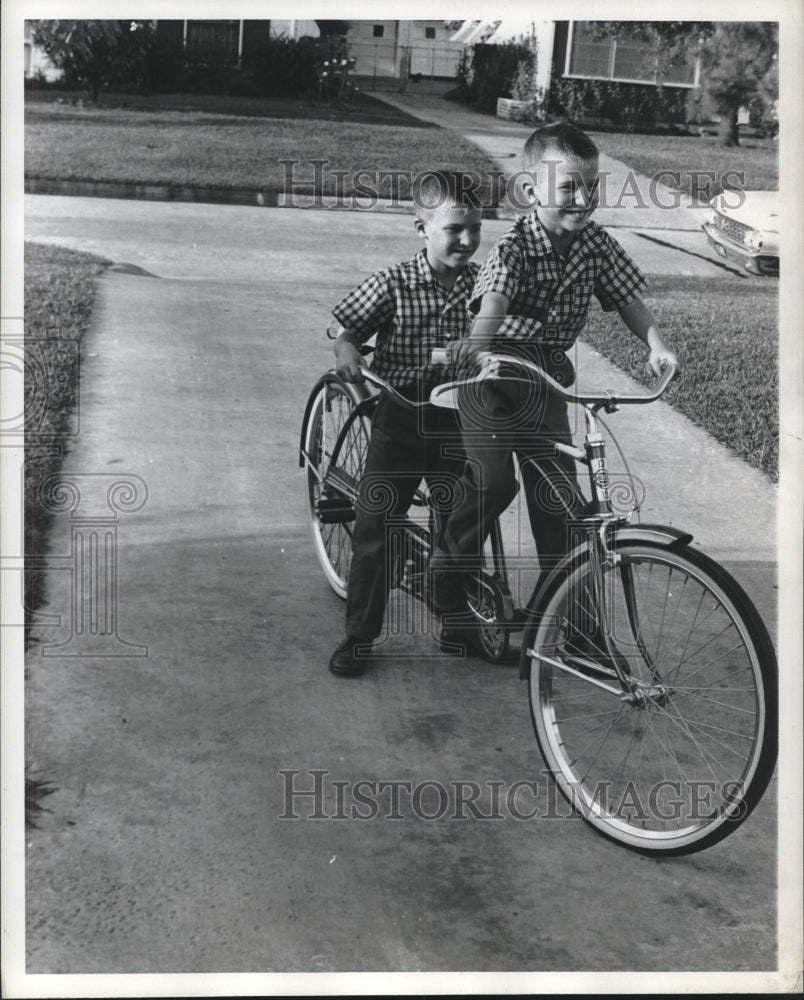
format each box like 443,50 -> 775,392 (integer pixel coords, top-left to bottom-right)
702,190 -> 779,276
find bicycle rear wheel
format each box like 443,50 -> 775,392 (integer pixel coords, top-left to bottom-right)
462,572 -> 511,662
525,541 -> 777,855
305,380 -> 373,598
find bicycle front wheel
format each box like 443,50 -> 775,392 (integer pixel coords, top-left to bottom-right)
305,380 -> 372,598
525,541 -> 778,855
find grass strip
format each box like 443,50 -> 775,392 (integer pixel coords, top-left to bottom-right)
24,242 -> 111,638
25,241 -> 109,826
589,130 -> 778,198
581,274 -> 778,480
25,88 -> 438,128
25,103 -> 499,202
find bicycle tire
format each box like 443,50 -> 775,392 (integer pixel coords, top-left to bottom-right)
463,572 -> 511,662
524,540 -> 777,855
305,380 -> 373,598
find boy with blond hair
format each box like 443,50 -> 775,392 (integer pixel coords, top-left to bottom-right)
431,123 -> 680,648
328,170 -> 484,676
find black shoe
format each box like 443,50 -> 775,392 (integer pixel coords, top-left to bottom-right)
329,635 -> 371,677
425,547 -> 466,616
562,630 -> 631,679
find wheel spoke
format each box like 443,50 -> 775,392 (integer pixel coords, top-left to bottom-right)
528,542 -> 776,853
306,384 -> 371,598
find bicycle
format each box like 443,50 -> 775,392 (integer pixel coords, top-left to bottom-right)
299,356 -> 521,661
300,350 -> 778,855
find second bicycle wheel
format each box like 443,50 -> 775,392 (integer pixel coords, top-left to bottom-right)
305,379 -> 373,598
525,541 -> 778,855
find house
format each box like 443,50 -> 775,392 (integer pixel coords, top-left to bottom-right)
23,19 -> 321,79
153,19 -> 466,92
24,19 -> 465,94
552,22 -> 698,90
150,19 -> 320,65
24,18 -> 701,115
24,20 -> 60,80
346,21 -> 465,90
454,20 -> 699,122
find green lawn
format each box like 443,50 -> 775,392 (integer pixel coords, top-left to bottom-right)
25,101 -> 499,203
24,87 -> 437,128
581,274 -> 778,480
589,130 -> 778,199
24,242 -> 110,640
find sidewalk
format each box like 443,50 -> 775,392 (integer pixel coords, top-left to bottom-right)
372,92 -> 708,231
19,195 -> 781,978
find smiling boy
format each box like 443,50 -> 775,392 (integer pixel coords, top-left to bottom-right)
430,122 -> 680,624
328,171 -> 483,676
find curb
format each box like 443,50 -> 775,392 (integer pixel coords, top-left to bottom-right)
24,177 -> 505,217
24,178 -> 708,232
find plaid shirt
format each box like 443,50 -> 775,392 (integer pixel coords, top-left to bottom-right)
332,250 -> 479,394
471,211 -> 646,348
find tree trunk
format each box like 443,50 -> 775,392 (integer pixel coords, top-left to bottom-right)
718,106 -> 740,146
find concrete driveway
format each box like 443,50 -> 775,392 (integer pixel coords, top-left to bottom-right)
16,195 -> 787,990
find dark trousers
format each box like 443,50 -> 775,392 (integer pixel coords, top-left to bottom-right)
346,394 -> 465,640
443,374 -> 583,579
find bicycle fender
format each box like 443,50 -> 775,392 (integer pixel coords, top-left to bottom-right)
613,523 -> 694,549
518,523 -> 694,679
298,372 -> 375,467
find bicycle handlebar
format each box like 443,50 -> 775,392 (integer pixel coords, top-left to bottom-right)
429,349 -> 678,408
356,367 -> 424,408
350,351 -> 677,412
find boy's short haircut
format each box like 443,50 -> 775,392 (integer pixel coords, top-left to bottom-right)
523,122 -> 599,170
413,169 -> 482,216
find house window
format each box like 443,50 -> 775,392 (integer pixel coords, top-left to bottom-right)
186,20 -> 239,62
425,27 -> 436,39
567,21 -> 696,86
373,24 -> 384,38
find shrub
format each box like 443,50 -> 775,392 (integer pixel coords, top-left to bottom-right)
245,35 -> 319,98
547,78 -> 688,129
461,42 -> 531,114
314,36 -> 357,106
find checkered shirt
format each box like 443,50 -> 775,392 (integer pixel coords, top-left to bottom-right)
470,211 -> 647,348
332,250 -> 479,394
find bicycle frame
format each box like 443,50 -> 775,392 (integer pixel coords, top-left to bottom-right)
428,352 -> 680,690
299,369 -> 523,634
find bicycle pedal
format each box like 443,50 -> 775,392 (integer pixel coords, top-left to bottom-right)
316,497 -> 355,524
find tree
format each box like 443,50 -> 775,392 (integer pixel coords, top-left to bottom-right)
697,22 -> 778,145
30,19 -> 154,102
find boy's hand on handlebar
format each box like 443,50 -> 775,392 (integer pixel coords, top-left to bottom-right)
648,348 -> 681,379
445,339 -> 489,373
334,341 -> 365,382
